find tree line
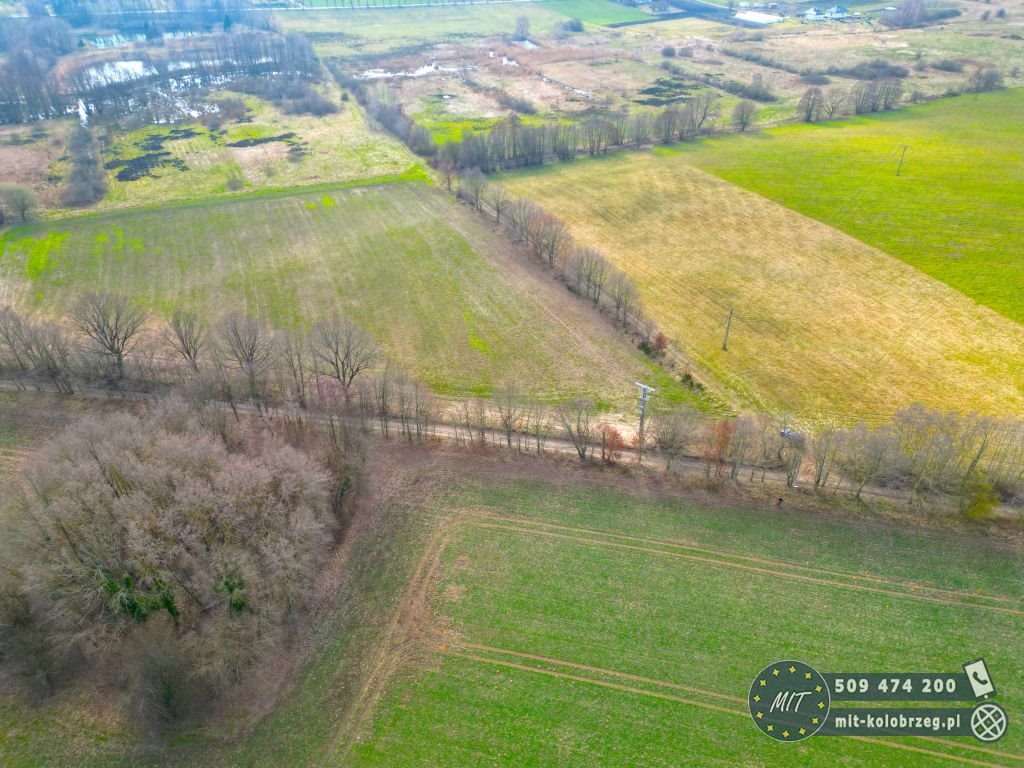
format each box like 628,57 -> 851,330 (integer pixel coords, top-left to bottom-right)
3,292 -> 1022,516
334,63 -> 724,173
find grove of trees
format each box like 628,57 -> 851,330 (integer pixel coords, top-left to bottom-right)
0,399 -> 342,726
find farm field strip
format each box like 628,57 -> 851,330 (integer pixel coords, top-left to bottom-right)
501,153 -> 1024,421
0,184 -> 692,410
466,519 -> 1024,616
443,644 -> 1024,766
468,512 -> 1024,607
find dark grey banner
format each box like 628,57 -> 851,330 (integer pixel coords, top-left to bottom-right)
824,673 -> 973,701
821,707 -> 975,736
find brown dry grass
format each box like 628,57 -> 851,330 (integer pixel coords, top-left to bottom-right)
502,152 -> 1024,423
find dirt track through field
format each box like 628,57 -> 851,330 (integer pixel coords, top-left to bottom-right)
333,513 -> 456,763
471,512 -> 1023,608
443,645 -> 1021,768
467,520 -> 1024,617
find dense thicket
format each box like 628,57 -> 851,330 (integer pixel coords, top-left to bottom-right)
1,401 -> 336,724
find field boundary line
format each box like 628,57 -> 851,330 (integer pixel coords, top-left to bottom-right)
445,648 -> 1014,768
455,642 -> 745,704
471,512 -> 1022,607
910,736 -> 1024,763
468,521 -> 1024,617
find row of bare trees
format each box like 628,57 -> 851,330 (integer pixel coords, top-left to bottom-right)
645,404 -> 1024,513
456,174 -> 660,347
0,295 -> 373,402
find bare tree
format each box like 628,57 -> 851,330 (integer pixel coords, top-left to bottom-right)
495,382 -> 525,449
797,87 -> 824,122
0,307 -> 31,386
309,317 -> 377,403
529,213 -> 571,268
837,424 -> 899,499
457,167 -> 488,212
72,293 -> 148,381
809,421 -> 841,491
607,270 -> 639,328
23,320 -> 73,393
486,184 -> 510,223
214,314 -> 275,404
732,100 -> 758,132
822,88 -> 848,119
506,198 -> 541,243
653,406 -> 702,470
166,309 -> 205,372
276,328 -> 310,409
558,398 -> 595,460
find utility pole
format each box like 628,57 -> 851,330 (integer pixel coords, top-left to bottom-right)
896,144 -> 909,177
635,382 -> 655,465
721,307 -> 734,351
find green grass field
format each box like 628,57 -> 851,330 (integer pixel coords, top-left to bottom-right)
0,182 -> 693,409
676,88 -> 1024,326
344,477 -> 1024,767
501,152 -> 1024,422
5,458 -> 1021,767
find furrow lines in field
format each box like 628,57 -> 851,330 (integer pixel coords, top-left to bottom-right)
467,521 -> 1024,616
444,648 -> 1016,768
470,512 -> 1022,607
443,649 -> 748,717
453,642 -> 745,703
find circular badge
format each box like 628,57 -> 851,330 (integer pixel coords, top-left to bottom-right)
971,702 -> 1008,743
748,660 -> 830,742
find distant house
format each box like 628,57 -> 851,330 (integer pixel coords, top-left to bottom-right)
805,4 -> 852,20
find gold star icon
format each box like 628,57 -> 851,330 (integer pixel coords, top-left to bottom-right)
805,672 -> 812,679
812,717 -> 820,725
760,679 -> 766,687
815,685 -> 822,692
788,666 -> 796,673
756,712 -> 763,719
767,725 -> 774,732
799,728 -> 806,735
754,695 -> 761,703
818,701 -> 825,709
772,669 -> 780,677
782,730 -> 790,738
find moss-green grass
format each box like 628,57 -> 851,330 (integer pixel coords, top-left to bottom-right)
348,478 -> 1024,766
675,88 -> 1024,325
0,182 -> 696,409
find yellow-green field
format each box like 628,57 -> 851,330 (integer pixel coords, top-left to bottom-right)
0,182 -> 693,409
501,153 -> 1024,422
678,89 -> 1024,326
